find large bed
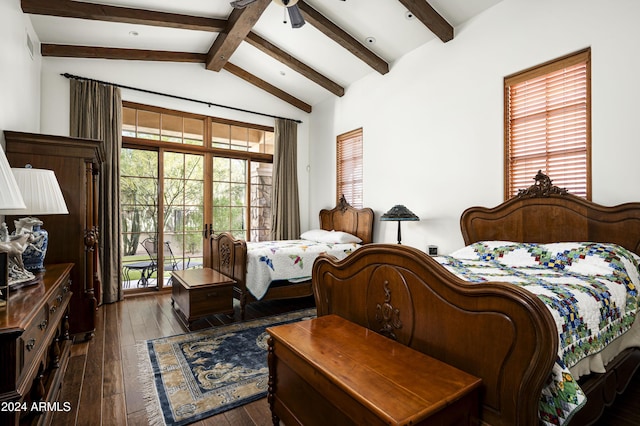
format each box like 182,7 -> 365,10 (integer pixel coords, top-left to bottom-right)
209,196 -> 374,318
312,172 -> 640,425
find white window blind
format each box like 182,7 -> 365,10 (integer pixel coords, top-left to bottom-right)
505,49 -> 591,199
337,128 -> 363,208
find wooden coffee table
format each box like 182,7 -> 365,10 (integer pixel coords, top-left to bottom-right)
171,268 -> 236,330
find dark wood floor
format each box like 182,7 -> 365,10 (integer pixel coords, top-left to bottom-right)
53,292 -> 639,425
52,291 -> 315,425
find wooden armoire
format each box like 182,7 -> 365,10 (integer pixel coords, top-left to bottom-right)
4,130 -> 102,341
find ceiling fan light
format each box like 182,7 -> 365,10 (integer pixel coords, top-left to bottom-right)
287,5 -> 305,28
273,0 -> 299,7
230,0 -> 257,8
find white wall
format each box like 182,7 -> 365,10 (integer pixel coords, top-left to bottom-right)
0,0 -> 41,141
309,0 -> 640,254
0,0 -> 41,225
39,57 -> 313,230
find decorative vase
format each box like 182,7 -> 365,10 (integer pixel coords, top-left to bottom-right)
21,224 -> 48,272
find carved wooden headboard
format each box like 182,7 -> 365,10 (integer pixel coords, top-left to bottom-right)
461,171 -> 640,256
319,195 -> 374,244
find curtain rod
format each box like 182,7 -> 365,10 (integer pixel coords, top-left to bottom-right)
60,73 -> 303,124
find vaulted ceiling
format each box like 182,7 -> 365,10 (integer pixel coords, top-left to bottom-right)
22,0 -> 502,113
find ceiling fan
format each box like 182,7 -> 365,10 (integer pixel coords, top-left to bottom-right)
230,0 -> 345,29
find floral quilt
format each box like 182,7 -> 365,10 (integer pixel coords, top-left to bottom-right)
436,241 -> 639,426
246,240 -> 360,300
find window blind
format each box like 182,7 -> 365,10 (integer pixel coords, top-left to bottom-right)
337,128 -> 363,208
505,49 -> 591,199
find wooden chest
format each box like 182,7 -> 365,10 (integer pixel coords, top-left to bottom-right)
171,268 -> 235,329
267,314 -> 482,426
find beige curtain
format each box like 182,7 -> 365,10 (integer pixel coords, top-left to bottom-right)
70,79 -> 123,304
271,119 -> 300,240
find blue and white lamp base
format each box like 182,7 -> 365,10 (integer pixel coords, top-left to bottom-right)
21,225 -> 48,272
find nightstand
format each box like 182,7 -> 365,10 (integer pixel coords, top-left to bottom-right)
171,268 -> 235,330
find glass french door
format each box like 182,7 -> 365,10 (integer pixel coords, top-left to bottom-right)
162,152 -> 205,282
121,149 -> 204,290
121,148 -> 273,290
211,157 -> 247,239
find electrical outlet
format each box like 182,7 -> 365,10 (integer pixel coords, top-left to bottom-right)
428,245 -> 438,256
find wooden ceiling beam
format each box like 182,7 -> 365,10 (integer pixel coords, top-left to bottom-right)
20,0 -> 226,32
245,32 -> 344,97
297,1 -> 389,75
397,0 -> 454,42
25,0 -> 393,105
41,44 -> 206,63
223,62 -> 312,113
206,0 -> 271,72
39,43 -> 311,113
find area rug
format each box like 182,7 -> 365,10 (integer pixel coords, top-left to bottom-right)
137,308 -> 316,425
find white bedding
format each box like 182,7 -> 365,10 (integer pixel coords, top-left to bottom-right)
569,314 -> 640,379
245,239 -> 360,300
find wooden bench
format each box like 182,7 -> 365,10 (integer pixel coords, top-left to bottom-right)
267,314 -> 482,426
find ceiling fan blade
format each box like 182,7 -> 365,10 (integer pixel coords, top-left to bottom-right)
230,0 -> 258,9
288,5 -> 305,28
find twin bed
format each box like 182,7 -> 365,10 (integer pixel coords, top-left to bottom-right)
209,195 -> 374,318
209,173 -> 640,425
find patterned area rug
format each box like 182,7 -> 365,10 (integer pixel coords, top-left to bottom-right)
138,308 -> 316,425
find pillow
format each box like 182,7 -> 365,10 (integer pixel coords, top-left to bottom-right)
327,230 -> 362,244
300,229 -> 331,242
300,229 -> 362,244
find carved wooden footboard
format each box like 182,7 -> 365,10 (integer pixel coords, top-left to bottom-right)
209,230 -> 317,319
313,244 -> 558,426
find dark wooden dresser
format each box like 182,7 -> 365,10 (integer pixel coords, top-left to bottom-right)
0,264 -> 73,426
5,131 -> 102,341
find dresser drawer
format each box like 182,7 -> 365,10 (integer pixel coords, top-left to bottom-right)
189,284 -> 233,316
19,305 -> 49,379
47,278 -> 71,325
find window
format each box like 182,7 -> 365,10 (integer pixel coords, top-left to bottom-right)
211,121 -> 274,153
504,49 -> 591,199
120,102 -> 274,289
337,128 -> 363,208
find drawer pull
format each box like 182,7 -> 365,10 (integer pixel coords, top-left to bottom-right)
26,339 -> 36,352
50,305 -> 57,314
39,320 -> 48,330
57,295 -> 63,303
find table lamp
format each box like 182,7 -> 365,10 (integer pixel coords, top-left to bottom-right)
0,148 -> 26,298
0,165 -> 69,279
380,204 -> 419,244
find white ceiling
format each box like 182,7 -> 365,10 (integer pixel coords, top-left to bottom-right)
26,0 -> 503,109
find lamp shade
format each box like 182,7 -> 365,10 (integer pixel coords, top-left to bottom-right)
380,205 -> 419,221
0,148 -> 26,210
380,204 -> 419,245
0,167 -> 68,215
